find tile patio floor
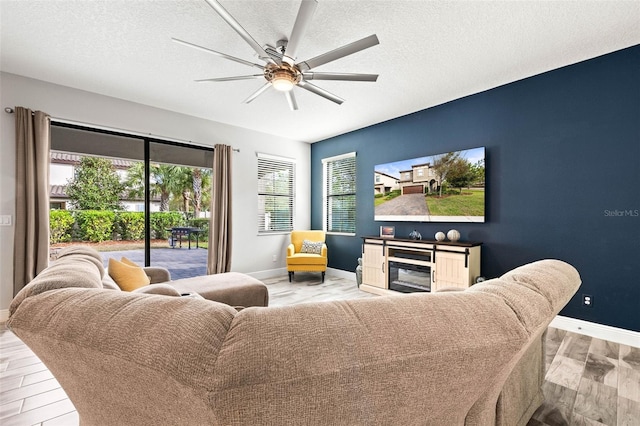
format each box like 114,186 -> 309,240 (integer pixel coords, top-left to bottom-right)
101,247 -> 208,280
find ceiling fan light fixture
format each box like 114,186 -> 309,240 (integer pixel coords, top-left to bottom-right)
271,71 -> 295,91
264,63 -> 301,92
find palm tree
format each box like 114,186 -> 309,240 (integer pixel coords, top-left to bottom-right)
168,167 -> 193,214
126,164 -> 212,216
124,163 -> 181,211
191,168 -> 212,218
153,165 -> 182,211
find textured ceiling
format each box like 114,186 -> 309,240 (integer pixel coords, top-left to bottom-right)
1,1 -> 639,143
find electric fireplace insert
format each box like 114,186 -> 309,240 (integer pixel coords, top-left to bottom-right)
388,260 -> 432,293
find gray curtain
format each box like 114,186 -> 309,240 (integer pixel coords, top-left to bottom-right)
207,144 -> 232,274
13,107 -> 51,295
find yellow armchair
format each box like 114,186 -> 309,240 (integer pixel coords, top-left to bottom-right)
286,230 -> 327,283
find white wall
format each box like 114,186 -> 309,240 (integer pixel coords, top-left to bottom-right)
0,72 -> 311,313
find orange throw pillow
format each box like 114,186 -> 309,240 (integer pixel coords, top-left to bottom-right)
108,258 -> 150,292
120,257 -> 141,267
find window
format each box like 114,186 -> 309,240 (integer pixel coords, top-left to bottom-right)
257,153 -> 295,233
322,152 -> 356,234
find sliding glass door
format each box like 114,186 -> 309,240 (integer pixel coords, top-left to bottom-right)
49,123 -> 212,280
148,141 -> 213,278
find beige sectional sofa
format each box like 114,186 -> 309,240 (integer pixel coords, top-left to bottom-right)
62,246 -> 269,308
7,247 -> 581,426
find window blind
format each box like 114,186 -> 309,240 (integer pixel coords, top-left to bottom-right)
257,153 -> 295,233
323,152 -> 356,234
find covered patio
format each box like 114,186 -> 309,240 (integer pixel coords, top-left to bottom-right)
100,247 -> 208,280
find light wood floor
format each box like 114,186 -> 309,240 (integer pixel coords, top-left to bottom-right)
1,273 -> 638,425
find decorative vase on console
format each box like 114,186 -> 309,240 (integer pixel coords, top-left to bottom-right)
435,231 -> 446,241
409,229 -> 422,240
447,229 -> 461,242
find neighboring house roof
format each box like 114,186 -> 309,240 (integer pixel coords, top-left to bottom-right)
50,185 -> 67,198
50,151 -> 135,170
49,184 -> 160,202
374,171 -> 399,181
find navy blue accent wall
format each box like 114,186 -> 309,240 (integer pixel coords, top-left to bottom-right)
311,45 -> 640,332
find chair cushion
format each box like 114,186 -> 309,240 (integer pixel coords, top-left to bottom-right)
300,239 -> 323,254
291,230 -> 325,253
108,258 -> 150,292
286,253 -> 327,266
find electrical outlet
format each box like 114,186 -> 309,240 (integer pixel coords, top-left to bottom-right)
582,294 -> 593,308
0,215 -> 12,226
272,254 -> 277,262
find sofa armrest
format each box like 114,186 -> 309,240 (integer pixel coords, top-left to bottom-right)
143,267 -> 171,284
287,244 -> 295,257
321,243 -> 327,257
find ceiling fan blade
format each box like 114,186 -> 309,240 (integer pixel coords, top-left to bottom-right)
283,0 -> 318,64
195,75 -> 263,82
243,82 -> 272,104
302,72 -> 378,82
203,0 -> 276,65
298,81 -> 344,105
284,91 -> 299,111
297,34 -> 380,71
172,38 -> 264,70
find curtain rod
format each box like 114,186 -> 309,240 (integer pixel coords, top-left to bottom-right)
4,107 -> 239,152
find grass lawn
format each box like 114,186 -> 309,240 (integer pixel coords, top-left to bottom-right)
427,190 -> 484,216
375,190 -> 401,207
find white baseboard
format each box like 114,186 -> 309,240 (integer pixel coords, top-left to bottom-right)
246,267 -> 288,281
247,267 -> 356,282
326,267 -> 356,281
550,315 -> 640,348
0,309 -> 8,323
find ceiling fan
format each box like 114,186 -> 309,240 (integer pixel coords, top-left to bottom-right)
172,0 -> 379,110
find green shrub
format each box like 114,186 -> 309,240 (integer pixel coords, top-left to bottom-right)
150,211 -> 184,239
116,211 -> 145,241
50,210 -> 75,244
385,189 -> 401,200
188,218 -> 209,241
75,210 -> 115,242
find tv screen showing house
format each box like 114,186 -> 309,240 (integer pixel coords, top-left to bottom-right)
374,147 -> 485,223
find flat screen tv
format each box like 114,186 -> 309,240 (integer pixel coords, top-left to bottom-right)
374,147 -> 485,222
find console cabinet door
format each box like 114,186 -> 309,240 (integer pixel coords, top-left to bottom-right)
434,251 -> 469,290
362,243 -> 386,289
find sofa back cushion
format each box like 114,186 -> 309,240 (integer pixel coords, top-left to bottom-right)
10,252 -> 104,316
55,245 -> 105,273
102,273 -> 121,290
